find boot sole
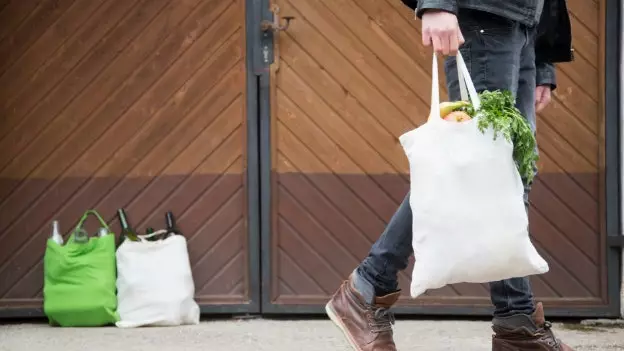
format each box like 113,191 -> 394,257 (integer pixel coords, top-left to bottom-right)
325,302 -> 361,351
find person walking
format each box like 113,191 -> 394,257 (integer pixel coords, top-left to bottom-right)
325,0 -> 575,350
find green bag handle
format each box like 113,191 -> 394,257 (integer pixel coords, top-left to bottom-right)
71,210 -> 111,242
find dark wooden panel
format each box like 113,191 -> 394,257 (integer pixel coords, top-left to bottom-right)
0,0 -> 252,314
0,0 -> 77,76
268,0 -> 609,314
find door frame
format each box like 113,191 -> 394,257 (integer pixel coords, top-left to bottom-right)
257,0 -> 623,317
605,0 -> 623,318
199,0 -> 264,315
198,0 -> 266,315
254,0 -> 279,315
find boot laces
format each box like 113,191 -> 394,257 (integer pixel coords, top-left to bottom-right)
368,307 -> 395,333
538,321 -> 562,349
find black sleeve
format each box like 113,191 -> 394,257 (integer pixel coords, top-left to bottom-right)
536,62 -> 557,91
400,0 -> 418,10
415,0 -> 459,18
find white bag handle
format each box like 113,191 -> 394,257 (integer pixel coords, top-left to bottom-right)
430,52 -> 481,120
136,229 -> 168,243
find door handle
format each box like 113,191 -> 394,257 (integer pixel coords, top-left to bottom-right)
260,5 -> 294,33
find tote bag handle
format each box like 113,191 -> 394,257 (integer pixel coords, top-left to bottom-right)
429,51 -> 481,120
70,210 -> 111,243
136,229 -> 169,243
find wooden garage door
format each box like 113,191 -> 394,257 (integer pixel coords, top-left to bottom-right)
265,0 -> 613,315
0,0 -> 257,316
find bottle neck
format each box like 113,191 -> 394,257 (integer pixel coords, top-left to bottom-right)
118,210 -> 130,230
52,221 -> 60,235
166,212 -> 175,229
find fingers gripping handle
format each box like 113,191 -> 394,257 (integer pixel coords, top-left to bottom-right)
429,52 -> 480,120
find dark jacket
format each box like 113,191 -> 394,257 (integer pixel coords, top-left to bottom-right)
401,0 -> 573,64
534,0 -> 574,64
400,0 -> 574,89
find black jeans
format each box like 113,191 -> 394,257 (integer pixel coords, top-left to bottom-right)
356,10 -> 538,317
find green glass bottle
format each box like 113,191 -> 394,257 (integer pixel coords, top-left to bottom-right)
165,211 -> 181,239
117,208 -> 138,244
145,227 -> 159,242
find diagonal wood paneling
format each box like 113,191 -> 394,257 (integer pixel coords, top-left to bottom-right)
269,0 -> 609,312
0,0 -> 251,312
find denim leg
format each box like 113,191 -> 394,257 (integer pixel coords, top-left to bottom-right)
357,192 -> 413,298
488,23 -> 539,318
445,10 -> 537,317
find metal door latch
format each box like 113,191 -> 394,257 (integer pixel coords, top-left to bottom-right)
261,5 -> 294,33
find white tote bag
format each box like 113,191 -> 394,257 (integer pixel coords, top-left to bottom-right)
116,230 -> 200,328
399,53 -> 549,298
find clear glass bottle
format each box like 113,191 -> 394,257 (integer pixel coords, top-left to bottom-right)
50,220 -> 64,245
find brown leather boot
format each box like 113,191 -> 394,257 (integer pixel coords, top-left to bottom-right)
492,302 -> 575,350
325,273 -> 400,351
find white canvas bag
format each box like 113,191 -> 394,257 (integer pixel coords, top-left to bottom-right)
116,230 -> 200,328
399,53 -> 549,298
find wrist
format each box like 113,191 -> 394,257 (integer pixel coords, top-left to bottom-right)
537,83 -> 555,91
421,9 -> 452,14
536,63 -> 556,91
416,0 -> 459,18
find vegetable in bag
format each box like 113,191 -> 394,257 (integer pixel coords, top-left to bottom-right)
435,91 -> 539,184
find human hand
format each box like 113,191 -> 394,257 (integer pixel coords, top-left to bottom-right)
421,10 -> 465,56
535,85 -> 552,112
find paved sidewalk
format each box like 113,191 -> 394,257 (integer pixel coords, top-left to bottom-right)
1,319 -> 623,351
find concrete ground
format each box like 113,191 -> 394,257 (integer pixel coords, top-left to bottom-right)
1,319 -> 623,351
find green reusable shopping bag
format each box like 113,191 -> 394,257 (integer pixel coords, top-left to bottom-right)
43,210 -> 120,327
